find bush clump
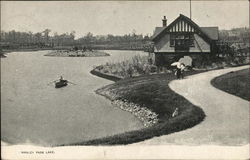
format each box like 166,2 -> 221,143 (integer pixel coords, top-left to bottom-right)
96,55 -> 159,78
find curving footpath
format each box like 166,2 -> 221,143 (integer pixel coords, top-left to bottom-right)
133,65 -> 249,145
2,66 -> 249,160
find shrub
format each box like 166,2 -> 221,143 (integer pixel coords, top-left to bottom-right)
97,55 -> 161,78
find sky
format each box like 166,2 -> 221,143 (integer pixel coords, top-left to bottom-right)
1,1 -> 249,38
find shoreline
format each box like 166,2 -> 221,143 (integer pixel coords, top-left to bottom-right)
80,64 -> 249,145
57,69 -> 207,146
1,50 -> 147,147
1,48 -> 53,54
44,50 -> 110,57
91,68 -> 159,127
90,68 -> 122,82
96,90 -> 159,128
1,48 -> 145,56
84,64 -> 249,146
1,48 -> 248,145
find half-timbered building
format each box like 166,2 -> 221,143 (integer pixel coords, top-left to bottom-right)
152,14 -> 219,67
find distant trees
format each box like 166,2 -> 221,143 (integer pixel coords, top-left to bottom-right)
42,29 -> 51,45
219,27 -> 250,43
75,32 -> 150,45
212,28 -> 250,66
1,27 -> 249,53
217,27 -> 250,56
74,31 -> 152,50
0,29 -> 150,49
0,29 -> 78,49
0,29 -> 152,50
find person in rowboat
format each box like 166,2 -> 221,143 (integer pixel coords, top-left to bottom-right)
60,76 -> 67,83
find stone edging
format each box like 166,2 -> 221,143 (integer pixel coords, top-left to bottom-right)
111,100 -> 158,127
91,68 -> 159,127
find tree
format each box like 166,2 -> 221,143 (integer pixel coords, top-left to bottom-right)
42,29 -> 51,45
85,32 -> 94,44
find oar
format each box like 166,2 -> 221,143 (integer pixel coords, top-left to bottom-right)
67,81 -> 77,85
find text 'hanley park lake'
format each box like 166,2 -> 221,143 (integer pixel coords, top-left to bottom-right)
1,50 -> 147,146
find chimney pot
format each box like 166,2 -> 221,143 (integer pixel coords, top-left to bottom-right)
162,16 -> 167,27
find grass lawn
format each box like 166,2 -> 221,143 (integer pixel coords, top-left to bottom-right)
211,68 -> 250,101
61,70 -> 206,146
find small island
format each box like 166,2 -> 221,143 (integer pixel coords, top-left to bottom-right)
44,46 -> 110,57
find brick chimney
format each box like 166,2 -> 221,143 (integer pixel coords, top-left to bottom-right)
162,16 -> 167,27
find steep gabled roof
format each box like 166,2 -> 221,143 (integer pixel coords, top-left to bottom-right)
152,14 -> 218,43
200,27 -> 219,40
152,27 -> 166,40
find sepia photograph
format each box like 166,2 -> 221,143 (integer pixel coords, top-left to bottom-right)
1,0 -> 249,159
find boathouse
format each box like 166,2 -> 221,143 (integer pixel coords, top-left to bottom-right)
151,14 -> 219,67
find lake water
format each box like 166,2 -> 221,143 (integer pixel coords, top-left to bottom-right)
1,50 -> 146,146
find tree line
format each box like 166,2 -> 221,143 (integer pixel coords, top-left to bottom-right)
1,27 -> 249,52
219,27 -> 250,43
0,29 -> 152,50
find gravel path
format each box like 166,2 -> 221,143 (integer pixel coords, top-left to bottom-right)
2,66 -> 249,160
133,65 -> 249,145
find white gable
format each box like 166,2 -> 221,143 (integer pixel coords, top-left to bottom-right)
169,20 -> 195,33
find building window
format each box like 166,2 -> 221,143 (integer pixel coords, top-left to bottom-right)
170,33 -> 194,47
170,35 -> 175,46
189,34 -> 194,46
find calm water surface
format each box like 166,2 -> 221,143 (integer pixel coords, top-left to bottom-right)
1,50 -> 146,146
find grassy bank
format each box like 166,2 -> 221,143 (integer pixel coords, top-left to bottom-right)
211,68 -> 250,101
44,50 -> 109,57
60,70 -> 206,146
94,54 -> 250,80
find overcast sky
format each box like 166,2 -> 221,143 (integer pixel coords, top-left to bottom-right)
1,1 -> 249,38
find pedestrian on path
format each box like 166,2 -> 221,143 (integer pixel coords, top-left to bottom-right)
180,63 -> 185,79
173,63 -> 185,79
175,68 -> 181,79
